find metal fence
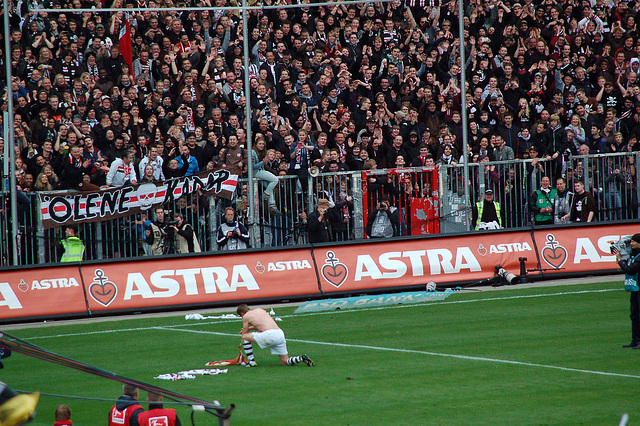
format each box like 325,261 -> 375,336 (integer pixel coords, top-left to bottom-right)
1,152 -> 638,267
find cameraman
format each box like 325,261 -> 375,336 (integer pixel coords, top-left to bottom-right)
171,213 -> 201,253
365,194 -> 400,238
614,233 -> 640,349
145,207 -> 168,255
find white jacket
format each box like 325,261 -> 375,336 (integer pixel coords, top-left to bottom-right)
106,158 -> 137,187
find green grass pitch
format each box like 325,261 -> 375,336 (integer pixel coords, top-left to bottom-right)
2,281 -> 638,425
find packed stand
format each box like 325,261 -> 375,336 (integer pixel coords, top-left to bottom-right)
2,0 -> 639,245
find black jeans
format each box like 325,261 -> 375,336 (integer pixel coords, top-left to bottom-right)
630,291 -> 640,343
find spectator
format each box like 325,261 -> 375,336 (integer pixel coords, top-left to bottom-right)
492,135 -> 515,162
138,146 -> 165,182
175,144 -> 200,176
61,146 -> 100,191
569,181 -> 596,223
251,146 -> 282,216
219,134 -> 246,176
106,152 -> 137,187
554,177 -> 573,224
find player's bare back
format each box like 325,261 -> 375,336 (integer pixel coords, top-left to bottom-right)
243,308 -> 280,333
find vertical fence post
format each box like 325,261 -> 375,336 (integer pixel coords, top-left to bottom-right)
35,196 -> 46,264
352,173 -> 363,240
208,194 -> 218,252
632,152 -> 640,218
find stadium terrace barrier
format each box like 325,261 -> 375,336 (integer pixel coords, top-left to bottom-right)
0,223 -> 631,323
2,152 -> 638,267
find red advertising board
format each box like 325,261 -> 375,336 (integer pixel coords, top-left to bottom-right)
81,249 -> 319,312
530,225 -> 632,274
0,266 -> 87,319
315,224 -> 635,293
315,232 -> 532,293
0,224 -> 634,322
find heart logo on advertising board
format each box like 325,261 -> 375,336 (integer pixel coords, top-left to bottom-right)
90,281 -> 118,307
18,279 -> 28,292
321,251 -> 349,288
255,261 -> 265,274
322,263 -> 348,288
89,269 -> 118,307
541,234 -> 568,270
477,244 -> 487,256
542,245 -> 567,269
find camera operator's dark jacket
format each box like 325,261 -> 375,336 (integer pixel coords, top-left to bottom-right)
618,247 -> 640,277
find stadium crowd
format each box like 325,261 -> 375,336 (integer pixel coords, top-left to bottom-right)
2,0 -> 640,233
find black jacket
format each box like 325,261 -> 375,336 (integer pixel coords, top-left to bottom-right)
618,248 -> 640,276
307,210 -> 330,244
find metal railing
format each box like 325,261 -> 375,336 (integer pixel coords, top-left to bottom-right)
1,152 -> 638,267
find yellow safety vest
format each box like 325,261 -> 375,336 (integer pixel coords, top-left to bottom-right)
61,237 -> 85,262
476,201 -> 501,230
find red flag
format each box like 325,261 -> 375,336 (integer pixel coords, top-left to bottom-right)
205,345 -> 247,367
118,13 -> 134,78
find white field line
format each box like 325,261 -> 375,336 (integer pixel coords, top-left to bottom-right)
15,288 -> 635,380
23,287 -> 620,342
159,326 -> 640,380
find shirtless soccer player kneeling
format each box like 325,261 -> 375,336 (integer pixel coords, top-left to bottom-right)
237,304 -> 315,367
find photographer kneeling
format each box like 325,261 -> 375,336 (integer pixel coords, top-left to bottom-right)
613,233 -> 640,349
365,195 -> 400,238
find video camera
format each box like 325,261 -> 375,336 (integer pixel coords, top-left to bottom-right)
610,236 -> 632,260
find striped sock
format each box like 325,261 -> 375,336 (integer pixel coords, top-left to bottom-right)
287,355 -> 302,366
242,340 -> 255,362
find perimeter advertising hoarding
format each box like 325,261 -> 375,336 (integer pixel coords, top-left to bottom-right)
530,225 -> 630,273
82,250 -> 319,312
315,225 -> 632,293
0,224 -> 633,321
315,232 -> 530,292
0,266 -> 87,319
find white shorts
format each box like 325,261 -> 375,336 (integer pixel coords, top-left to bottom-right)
252,329 -> 288,355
